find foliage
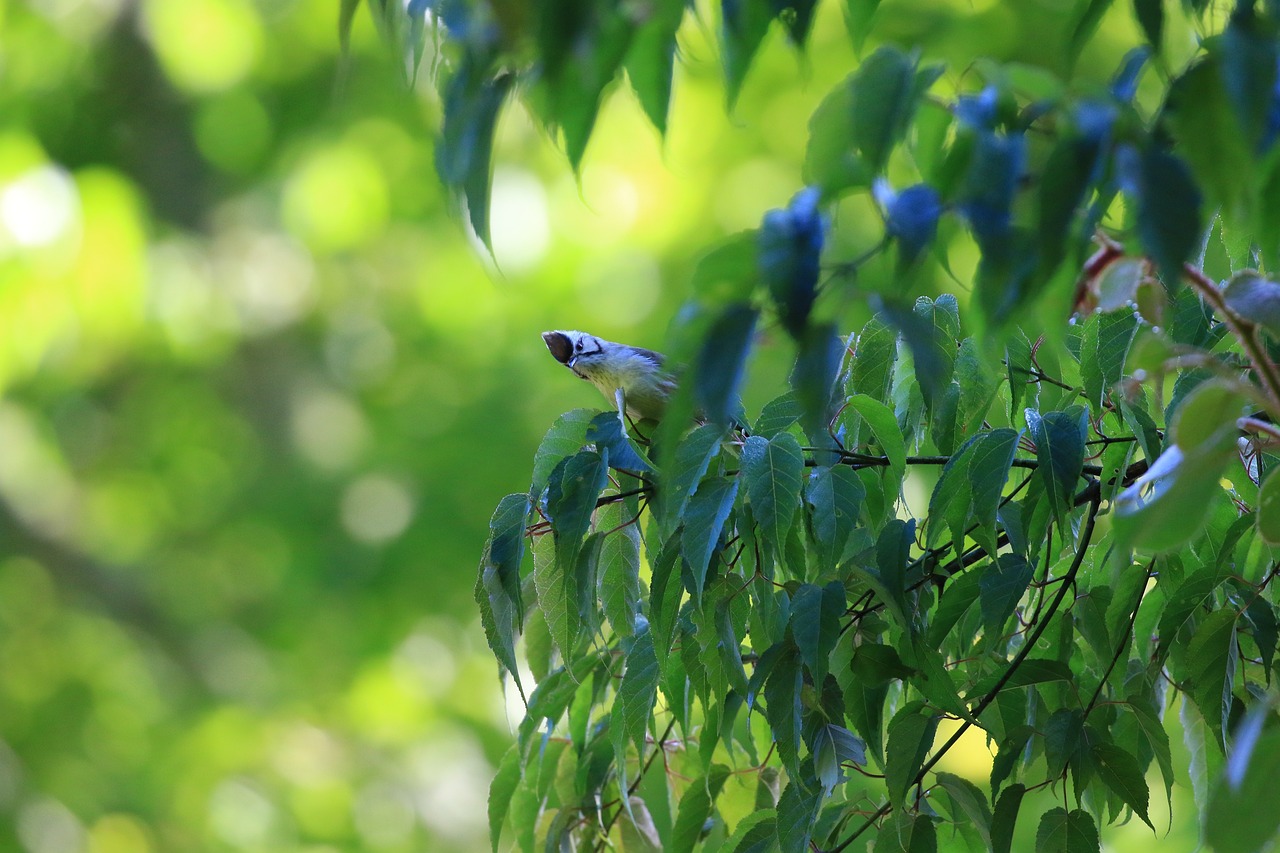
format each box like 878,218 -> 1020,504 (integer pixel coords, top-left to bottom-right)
397,0 -> 1280,849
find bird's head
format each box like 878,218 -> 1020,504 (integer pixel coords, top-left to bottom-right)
542,330 -> 605,372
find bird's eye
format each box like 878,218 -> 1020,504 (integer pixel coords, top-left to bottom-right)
574,340 -> 583,352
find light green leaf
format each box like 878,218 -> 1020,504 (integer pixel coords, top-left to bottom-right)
743,433 -> 806,559
722,808 -> 776,853
1079,311 -> 1137,414
531,408 -> 596,496
1206,726 -> 1280,853
671,764 -> 730,853
848,316 -> 899,405
844,393 -> 907,490
488,745 -> 521,852
934,772 -> 992,848
598,503 -> 641,639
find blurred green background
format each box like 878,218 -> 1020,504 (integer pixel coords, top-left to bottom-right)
0,0 -> 1205,850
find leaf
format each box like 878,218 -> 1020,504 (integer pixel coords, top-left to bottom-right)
848,316 -> 899,406
614,617 -> 661,780
878,181 -> 943,264
980,554 -> 1035,643
1134,0 -> 1163,54
723,809 -> 777,853
670,765 -> 730,853
1257,466 -> 1280,545
488,745 -> 521,852
1090,740 -> 1154,829
873,809 -> 938,853
926,429 -> 1018,556
662,424 -> 726,535
851,46 -> 938,175
1221,2 -> 1280,150
1120,145 -> 1203,286
806,465 -> 865,570
624,0 -> 684,133
760,188 -> 826,339
696,303 -> 758,426
934,772 -> 992,848
881,295 -> 959,414
885,702 -> 939,806
1122,698 -> 1175,808
721,0 -> 773,108
1206,724 -> 1280,853
1035,807 -> 1099,853
1044,708 -> 1084,779
598,505 -> 642,639
1069,0 -> 1113,65
844,0 -> 881,50
1079,310 -> 1137,413
792,322 -> 843,442
959,130 -> 1026,249
436,58 -> 514,247
681,476 -> 739,602
775,774 -> 822,850
531,409 -> 596,495
1026,407 -> 1087,531
990,783 -> 1026,853
547,449 -> 609,598
586,411 -> 652,473
1186,607 -> 1239,747
742,433 -> 806,559
811,723 -> 866,795
764,644 -> 804,779
476,494 -> 531,697
844,394 -> 907,488
1223,271 -> 1280,337
620,796 -> 664,852
789,581 -> 845,685
756,393 -> 803,439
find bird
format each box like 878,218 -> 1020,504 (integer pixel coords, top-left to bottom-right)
542,330 -> 676,423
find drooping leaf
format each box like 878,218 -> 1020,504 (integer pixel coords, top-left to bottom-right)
722,0 -> 774,108
670,764 -> 731,853
1185,607 -> 1239,747
1079,310 -> 1137,414
848,316 -> 899,405
598,503 -> 642,638
1223,271 -> 1280,337
980,554 -> 1035,644
792,321 -> 843,444
662,423 -> 726,536
844,0 -> 881,50
723,809 -> 777,853
614,616 -> 662,785
934,772 -> 992,848
586,411 -> 652,473
476,493 -> 531,694
487,744 -> 520,852
696,303 -> 758,426
775,773 -> 823,850
878,180 -> 943,264
1025,407 -> 1087,530
1091,740 -> 1154,829
806,465 -> 866,570
531,409 -> 596,495
873,806 -> 938,853
742,433 -> 806,559
789,581 -> 845,685
885,702 -> 939,806
1120,145 -> 1203,287
990,783 -> 1025,853
1134,0 -> 1163,54
764,644 -> 804,779
624,0 -> 685,133
681,476 -> 739,602
436,58 -> 514,247
843,393 -> 907,490
1206,723 -> 1280,853
760,188 -> 826,339
1034,807 -> 1099,853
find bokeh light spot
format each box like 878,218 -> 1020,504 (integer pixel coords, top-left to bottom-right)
18,798 -> 86,853
0,164 -> 79,249
207,778 -> 276,848
291,387 -> 369,471
142,0 -> 264,93
489,167 -> 550,273
282,144 -> 389,252
341,474 -> 414,544
194,91 -> 272,174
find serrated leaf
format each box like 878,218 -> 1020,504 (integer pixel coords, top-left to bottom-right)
776,774 -> 822,850
990,783 -> 1026,853
532,409 -> 597,495
671,764 -> 730,853
979,554 -> 1035,644
661,423 -> 726,536
614,617 -> 661,778
790,581 -> 845,685
1223,271 -> 1280,337
765,644 -> 804,779
488,744 -> 521,851
1187,607 -> 1239,747
1079,310 -> 1137,413
844,393 -> 907,489
874,808 -> 938,853
806,465 -> 866,570
849,316 -> 899,404
1035,807 -> 1099,853
743,433 -> 806,559
1091,740 -> 1154,829
681,476 -> 739,603
756,392 -> 803,439
885,702 -> 939,806
927,429 -> 1018,556
723,809 -> 777,853
586,411 -> 652,474
598,506 -> 641,638
1026,407 -> 1087,531
476,493 -> 531,695
935,772 -> 992,848
436,58 -> 513,247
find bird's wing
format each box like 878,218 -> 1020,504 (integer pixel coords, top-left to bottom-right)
629,346 -> 666,368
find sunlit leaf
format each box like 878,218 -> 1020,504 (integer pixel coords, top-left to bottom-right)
671,765 -> 730,853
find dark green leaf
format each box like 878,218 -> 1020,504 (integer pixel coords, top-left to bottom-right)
776,774 -> 822,850
532,409 -> 596,495
1044,708 -> 1084,779
790,581 -> 845,684
743,433 -> 806,559
1221,3 -> 1280,150
476,494 -> 531,696
1124,146 -> 1203,286
756,393 -> 803,439
765,645 -> 804,779
760,188 -> 825,339
696,303 -> 758,426
1186,607 -> 1239,747
624,0 -> 685,133
843,394 -> 906,489
792,322 -> 843,442
1026,407 -> 1087,530
586,411 -> 652,473
722,0 -> 773,107
723,809 -> 777,853
990,783 -> 1026,853
1223,271 -> 1280,337
598,504 -> 641,639
851,47 -> 938,175
681,476 -> 739,602
848,317 -> 899,404
1134,0 -> 1163,53
806,465 -> 865,570
934,772 -> 992,848
671,765 -> 731,853
436,59 -> 513,247
662,423 -> 726,536
1079,311 -> 1137,414
1091,740 -> 1154,829
885,702 -> 939,806
1035,807 -> 1099,853
979,554 -> 1035,644
1069,0 -> 1114,65
614,618 -> 661,786
873,808 -> 938,853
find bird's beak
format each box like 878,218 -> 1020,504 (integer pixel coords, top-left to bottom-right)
542,331 -> 572,365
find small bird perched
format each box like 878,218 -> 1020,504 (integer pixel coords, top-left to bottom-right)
542,330 -> 675,422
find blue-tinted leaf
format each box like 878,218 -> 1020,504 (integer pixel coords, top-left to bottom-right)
547,449 -> 609,587
436,58 -> 513,247
696,303 -> 757,426
877,181 -> 943,263
765,645 -> 804,779
979,554 -> 1034,644
760,188 -> 826,339
791,322 -> 843,446
1119,145 -> 1203,286
1222,3 -> 1280,150
1207,720 -> 1280,853
806,465 -> 866,569
598,504 -> 642,639
742,433 -> 806,559
586,411 -> 652,473
790,581 -> 845,684
959,130 -> 1026,249
756,393 -> 803,439
1112,45 -> 1151,98
878,295 -> 958,413
775,773 -> 822,850
1026,407 -> 1087,530
1223,271 -> 1280,337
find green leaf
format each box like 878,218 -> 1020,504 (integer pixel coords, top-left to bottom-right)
926,429 -> 1018,556
1079,311 -> 1137,414
790,581 -> 845,685
1121,698 -> 1175,809
811,723 -> 866,794
806,465 -> 866,570
661,423 -> 726,536
1257,466 -> 1280,545
1026,406 -> 1087,531
844,394 -> 907,489
586,411 -> 652,474
436,58 -> 514,247
671,765 -> 730,853
681,476 -> 739,603
775,774 -> 822,851
614,617 -> 661,783
723,809 -> 777,853
1186,607 -> 1239,747
1034,807 -> 1099,853
721,0 -> 773,107
1091,740 -> 1154,829
1165,58 -> 1255,220
532,409 -> 596,495
848,317 -> 899,404
1069,0 -> 1113,65
934,772 -> 992,848
792,322 -> 843,443
765,644 -> 804,779
1044,708 -> 1084,779
1206,725 -> 1280,853
743,433 -> 806,559
1005,328 -> 1033,422
599,506 -> 641,639
756,393 -> 803,439
844,0 -> 881,50
990,783 -> 1026,853
873,809 -> 938,853
965,658 -> 1075,700
1223,271 -> 1280,337
1134,0 -> 1163,52
696,303 -> 758,426
476,493 -> 531,695
882,295 -> 959,414
979,554 -> 1035,644
488,744 -> 521,852
885,702 -> 939,806
624,0 -> 684,133
850,46 -> 938,175
1128,146 -> 1203,287
1221,2 -> 1280,150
